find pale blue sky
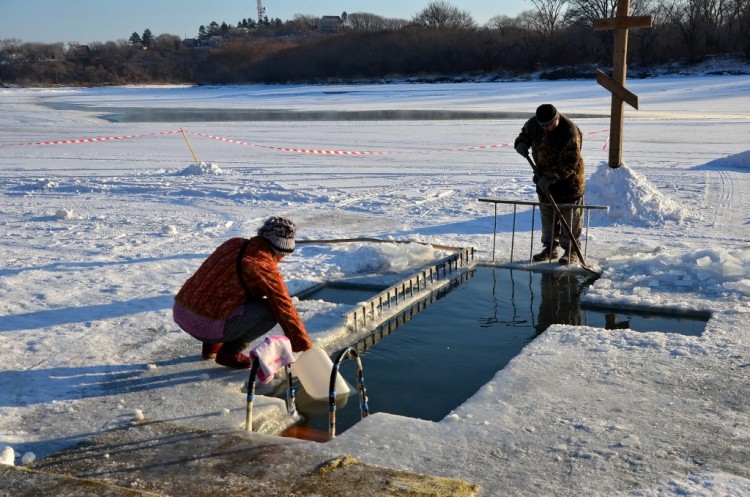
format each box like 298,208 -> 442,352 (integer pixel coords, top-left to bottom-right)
0,0 -> 530,44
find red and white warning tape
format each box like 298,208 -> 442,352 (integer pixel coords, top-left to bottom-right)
184,130 -> 391,155
0,130 -> 181,148
0,128 -> 609,154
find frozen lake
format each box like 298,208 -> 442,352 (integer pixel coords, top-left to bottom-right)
1,75 -> 749,496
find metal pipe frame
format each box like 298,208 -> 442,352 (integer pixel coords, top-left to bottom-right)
329,346 -> 369,439
478,198 -> 608,264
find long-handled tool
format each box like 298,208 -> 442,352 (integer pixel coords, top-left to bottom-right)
524,154 -> 600,276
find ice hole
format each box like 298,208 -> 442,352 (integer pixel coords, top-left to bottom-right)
289,265 -> 709,439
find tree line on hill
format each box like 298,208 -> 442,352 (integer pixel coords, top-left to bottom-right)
1,0 -> 748,86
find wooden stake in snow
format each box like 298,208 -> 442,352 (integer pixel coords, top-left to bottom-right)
180,128 -> 201,165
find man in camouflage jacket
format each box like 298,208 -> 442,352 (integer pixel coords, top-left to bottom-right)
514,104 -> 586,265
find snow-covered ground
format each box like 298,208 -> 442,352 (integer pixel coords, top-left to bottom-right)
0,70 -> 748,496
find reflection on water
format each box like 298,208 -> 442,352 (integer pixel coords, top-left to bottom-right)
535,271 -> 583,332
478,269 -> 585,334
290,266 -> 708,438
296,283 -> 389,306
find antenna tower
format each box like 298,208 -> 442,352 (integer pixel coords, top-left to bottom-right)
257,0 -> 266,23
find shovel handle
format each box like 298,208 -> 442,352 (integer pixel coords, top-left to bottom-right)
523,155 -> 597,275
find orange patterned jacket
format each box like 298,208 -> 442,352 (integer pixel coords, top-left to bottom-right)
174,236 -> 312,352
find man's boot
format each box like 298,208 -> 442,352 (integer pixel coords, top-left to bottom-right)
532,246 -> 559,262
559,249 -> 579,266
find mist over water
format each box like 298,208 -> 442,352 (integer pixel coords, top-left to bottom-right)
41,101 -> 606,122
103,108 -> 531,122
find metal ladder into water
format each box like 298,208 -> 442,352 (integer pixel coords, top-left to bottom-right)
245,346 -> 369,441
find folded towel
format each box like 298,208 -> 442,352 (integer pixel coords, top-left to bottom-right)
251,335 -> 295,384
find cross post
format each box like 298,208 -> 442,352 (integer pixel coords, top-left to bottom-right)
594,0 -> 653,168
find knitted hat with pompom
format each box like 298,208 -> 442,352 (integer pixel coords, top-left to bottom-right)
258,216 -> 296,253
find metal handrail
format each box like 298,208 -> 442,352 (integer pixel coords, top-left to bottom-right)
343,247 -> 475,331
328,346 -> 369,440
245,359 -> 260,432
478,198 -> 608,264
245,360 -> 296,432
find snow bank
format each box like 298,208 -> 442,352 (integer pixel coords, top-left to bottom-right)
702,150 -> 750,170
588,246 -> 750,309
177,161 -> 226,175
325,242 -> 443,274
0,446 -> 14,466
587,162 -> 695,226
54,208 -> 74,220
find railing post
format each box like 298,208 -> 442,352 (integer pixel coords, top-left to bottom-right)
478,198 -> 607,266
329,347 -> 369,440
530,205 -> 537,264
510,204 -> 517,264
492,203 -> 498,262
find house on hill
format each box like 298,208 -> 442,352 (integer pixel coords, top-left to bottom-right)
320,16 -> 343,32
67,43 -> 92,58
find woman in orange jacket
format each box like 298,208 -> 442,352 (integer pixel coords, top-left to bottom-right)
173,216 -> 313,369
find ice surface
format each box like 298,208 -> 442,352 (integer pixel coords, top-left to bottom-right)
1,71 -> 749,495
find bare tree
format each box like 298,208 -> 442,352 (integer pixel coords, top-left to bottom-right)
0,38 -> 23,56
486,15 -> 520,30
566,0 -> 616,23
347,12 -> 388,31
486,15 -> 529,42
567,0 -> 652,23
733,0 -> 750,55
564,0 -> 655,64
345,12 -> 408,31
412,1 -> 476,29
382,17 -> 411,30
153,34 -> 182,52
669,0 -> 734,60
292,14 -> 320,31
528,0 -> 569,37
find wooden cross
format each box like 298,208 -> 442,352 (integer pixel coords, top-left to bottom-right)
594,0 -> 653,168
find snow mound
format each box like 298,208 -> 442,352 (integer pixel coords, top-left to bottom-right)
55,208 -> 74,220
178,161 -> 225,176
586,162 -> 693,226
0,446 -> 14,466
161,225 -> 178,235
21,452 -> 35,465
702,149 -> 750,170
37,179 -> 59,189
334,242 -> 441,274
589,246 -> 750,306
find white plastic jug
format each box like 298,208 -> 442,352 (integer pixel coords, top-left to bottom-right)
293,348 -> 350,400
